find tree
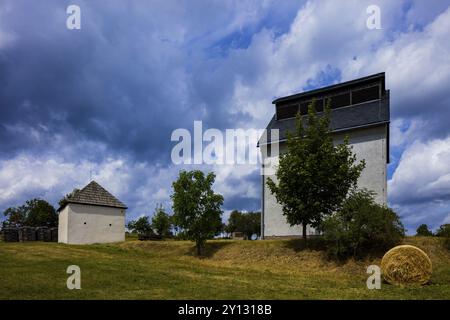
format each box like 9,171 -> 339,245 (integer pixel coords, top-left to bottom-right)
225,210 -> 242,235
58,189 -> 80,208
267,100 -> 365,241
3,199 -> 57,228
225,210 -> 261,239
127,216 -> 153,234
171,170 -> 223,255
435,224 -> 450,237
322,189 -> 405,259
2,207 -> 26,228
151,204 -> 172,237
436,224 -> 450,250
416,224 -> 433,237
242,211 -> 261,239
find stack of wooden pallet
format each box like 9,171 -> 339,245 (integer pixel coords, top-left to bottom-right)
18,227 -> 37,242
36,227 -> 52,242
2,228 -> 19,242
50,227 -> 58,242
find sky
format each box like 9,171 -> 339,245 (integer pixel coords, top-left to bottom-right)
1,0 -> 450,234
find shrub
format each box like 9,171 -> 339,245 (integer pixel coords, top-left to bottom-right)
225,210 -> 261,239
444,238 -> 450,251
322,189 -> 405,259
416,224 -> 433,236
127,216 -> 153,234
436,224 -> 450,250
151,204 -> 172,238
435,224 -> 450,237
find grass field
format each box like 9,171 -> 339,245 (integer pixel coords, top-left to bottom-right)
0,236 -> 449,299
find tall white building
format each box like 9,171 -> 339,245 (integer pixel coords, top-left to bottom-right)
259,73 -> 390,238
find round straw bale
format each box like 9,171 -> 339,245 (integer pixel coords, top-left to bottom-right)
381,245 -> 432,286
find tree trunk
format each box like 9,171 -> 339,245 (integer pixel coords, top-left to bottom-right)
302,224 -> 307,243
196,243 -> 202,256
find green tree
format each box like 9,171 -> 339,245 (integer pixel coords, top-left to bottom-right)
225,210 -> 242,235
3,199 -> 57,228
436,224 -> 450,250
416,224 -> 433,236
267,100 -> 365,241
127,216 -> 153,234
242,211 -> 261,239
171,170 -> 223,255
435,224 -> 450,237
58,189 -> 80,208
322,189 -> 405,259
151,204 -> 172,237
2,207 -> 26,228
225,210 -> 261,239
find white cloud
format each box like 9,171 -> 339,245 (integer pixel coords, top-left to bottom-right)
444,214 -> 450,224
389,136 -> 450,206
223,1 -> 450,132
0,152 -> 179,220
389,130 -> 450,231
390,118 -> 428,148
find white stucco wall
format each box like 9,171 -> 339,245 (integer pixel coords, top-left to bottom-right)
59,203 -> 125,244
58,206 -> 69,243
261,124 -> 388,238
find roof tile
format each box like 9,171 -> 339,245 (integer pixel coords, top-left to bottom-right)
67,181 -> 127,209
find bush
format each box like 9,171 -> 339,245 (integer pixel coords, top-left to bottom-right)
127,216 -> 153,234
444,238 -> 450,251
436,224 -> 450,250
322,189 -> 405,259
416,224 -> 433,236
435,224 -> 450,237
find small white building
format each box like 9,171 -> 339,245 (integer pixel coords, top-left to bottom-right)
58,181 -> 127,244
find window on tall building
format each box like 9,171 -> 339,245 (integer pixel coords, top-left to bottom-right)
276,104 -> 299,119
352,85 -> 380,104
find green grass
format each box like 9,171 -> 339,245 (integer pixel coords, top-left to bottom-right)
0,236 -> 449,299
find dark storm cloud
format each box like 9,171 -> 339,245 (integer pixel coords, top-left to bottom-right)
0,0 -> 275,162
0,0 -> 304,218
222,171 -> 261,212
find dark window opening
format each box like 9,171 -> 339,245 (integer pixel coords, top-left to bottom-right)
315,99 -> 324,112
109,224 -> 112,227
84,222 -> 87,225
299,102 -> 308,115
276,104 -> 299,120
330,93 -> 350,109
299,99 -> 323,115
352,85 -> 380,104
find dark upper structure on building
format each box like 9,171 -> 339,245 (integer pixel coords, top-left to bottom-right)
259,72 -> 390,161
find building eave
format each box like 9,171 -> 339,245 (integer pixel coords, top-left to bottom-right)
272,72 -> 385,104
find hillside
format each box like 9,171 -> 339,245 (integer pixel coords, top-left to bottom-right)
0,236 -> 449,299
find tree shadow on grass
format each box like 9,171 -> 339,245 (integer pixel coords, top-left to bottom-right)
282,236 -> 328,252
186,240 -> 233,258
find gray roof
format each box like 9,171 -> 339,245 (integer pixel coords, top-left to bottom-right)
63,181 -> 127,210
259,95 -> 390,145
